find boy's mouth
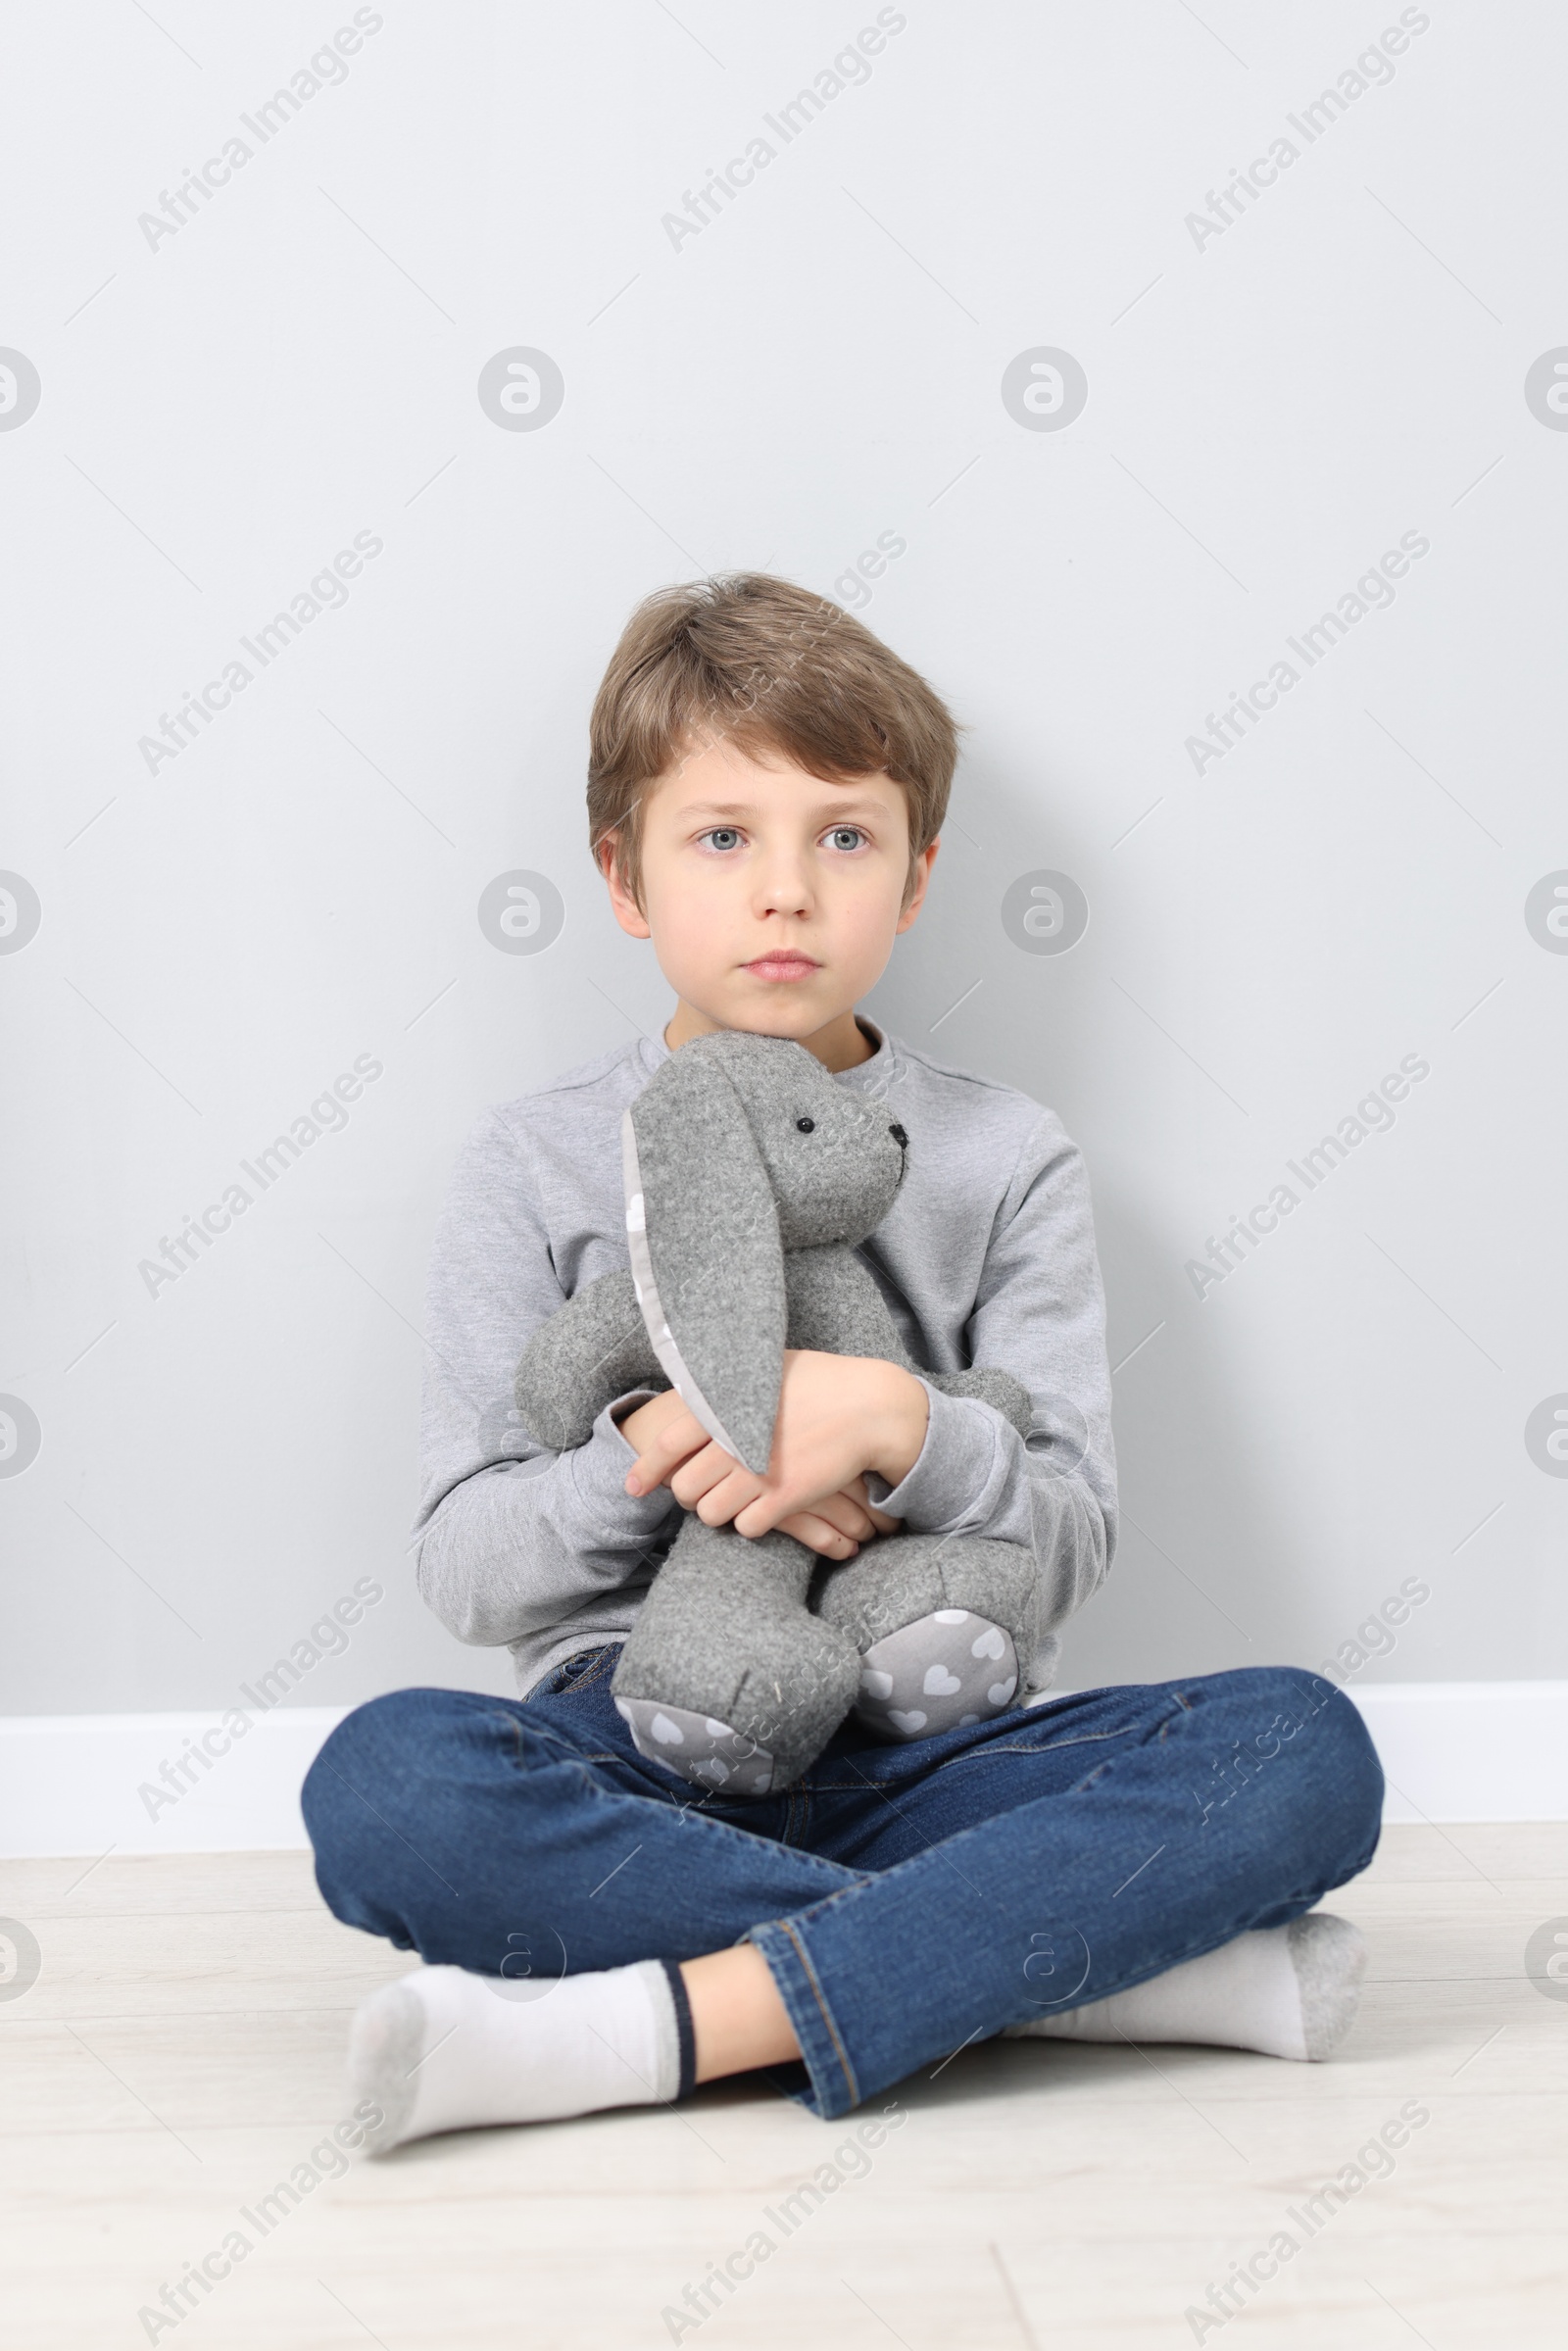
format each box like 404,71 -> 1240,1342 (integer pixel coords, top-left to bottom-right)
742,953 -> 821,980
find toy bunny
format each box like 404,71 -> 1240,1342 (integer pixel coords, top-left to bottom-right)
513,1029 -> 1043,1795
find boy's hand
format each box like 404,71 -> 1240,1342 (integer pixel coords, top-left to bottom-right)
620,1351 -> 927,1550
618,1385 -> 902,1556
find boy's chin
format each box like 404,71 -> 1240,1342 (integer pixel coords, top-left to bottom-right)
727,1001 -> 842,1041
733,987 -> 846,1034
676,994 -> 834,1038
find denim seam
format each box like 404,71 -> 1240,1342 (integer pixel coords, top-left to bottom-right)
764,1864 -> 892,1935
509,1734 -> 864,1882
803,1727 -> 1134,1792
761,1916 -> 859,2113
504,1707 -> 813,1855
779,1919 -> 858,2105
557,1645 -> 621,1693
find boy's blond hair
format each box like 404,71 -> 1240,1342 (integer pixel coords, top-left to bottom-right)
587,572 -> 959,912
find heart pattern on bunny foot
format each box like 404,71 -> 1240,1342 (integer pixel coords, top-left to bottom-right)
851,1612 -> 1020,1742
612,1696 -> 776,1794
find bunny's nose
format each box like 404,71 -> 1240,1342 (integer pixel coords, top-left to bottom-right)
889,1122 -> 907,1146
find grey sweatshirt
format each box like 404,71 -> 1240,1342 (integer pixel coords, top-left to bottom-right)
413,1015 -> 1118,1698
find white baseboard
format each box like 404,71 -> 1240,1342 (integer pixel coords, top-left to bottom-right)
1,1683 -> 1564,1857
1346,1682 -> 1568,1825
0,1707 -> 350,1858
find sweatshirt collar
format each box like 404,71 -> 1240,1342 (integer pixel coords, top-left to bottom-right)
635,1014 -> 903,1098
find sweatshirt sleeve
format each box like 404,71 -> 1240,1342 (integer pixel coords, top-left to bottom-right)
860,1108 -> 1118,1658
410,1106 -> 683,1648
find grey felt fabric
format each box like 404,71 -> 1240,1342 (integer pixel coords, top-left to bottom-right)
610,1513 -> 861,1790
621,1032 -> 908,1475
782,1247 -> 1039,1441
811,1530 -> 1044,1674
513,1268 -> 659,1451
411,1014 -> 1117,1704
514,1087 -> 1038,1467
512,1031 -> 1049,1792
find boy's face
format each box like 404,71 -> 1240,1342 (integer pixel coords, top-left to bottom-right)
600,735 -> 937,1060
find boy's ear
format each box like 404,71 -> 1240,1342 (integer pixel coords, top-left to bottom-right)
597,828 -> 651,939
897,836 -> 939,931
621,1049 -> 786,1475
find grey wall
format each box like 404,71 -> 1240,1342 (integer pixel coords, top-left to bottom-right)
3,1 -> 1563,1717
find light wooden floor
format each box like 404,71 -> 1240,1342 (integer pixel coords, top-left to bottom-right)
3,1825 -> 1564,2349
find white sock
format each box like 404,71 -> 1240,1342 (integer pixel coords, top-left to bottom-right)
1004,1914 -> 1366,2062
348,1957 -> 689,2153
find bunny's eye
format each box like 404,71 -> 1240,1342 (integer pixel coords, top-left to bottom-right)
796,1116 -> 815,1133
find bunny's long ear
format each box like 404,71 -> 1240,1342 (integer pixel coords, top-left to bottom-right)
621,1050 -> 786,1476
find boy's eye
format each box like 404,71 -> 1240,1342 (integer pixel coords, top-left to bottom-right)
700,832 -> 869,860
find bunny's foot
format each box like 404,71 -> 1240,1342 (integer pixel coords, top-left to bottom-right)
854,1608 -> 1020,1740
811,1533 -> 1042,1742
612,1515 -> 861,1795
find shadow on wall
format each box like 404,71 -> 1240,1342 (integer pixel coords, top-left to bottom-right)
1061,1173 -> 1299,1690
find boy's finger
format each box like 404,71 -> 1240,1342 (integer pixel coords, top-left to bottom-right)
670,1457 -> 729,1510
624,1450 -> 670,1493
836,1476 -> 901,1537
624,1417 -> 707,1492
825,1493 -> 881,1540
649,1416 -> 705,1468
679,1444 -> 757,1496
731,1489 -> 813,1539
777,1513 -> 858,1557
692,1467 -> 761,1526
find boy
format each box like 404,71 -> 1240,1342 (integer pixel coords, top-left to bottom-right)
304,574 -> 1382,2151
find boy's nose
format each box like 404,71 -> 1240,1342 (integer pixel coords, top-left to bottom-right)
889,1123 -> 907,1146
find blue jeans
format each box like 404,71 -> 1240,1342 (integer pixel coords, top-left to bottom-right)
303,1650 -> 1383,2122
